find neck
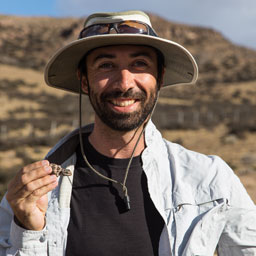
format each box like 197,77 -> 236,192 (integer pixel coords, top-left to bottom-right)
88,118 -> 146,159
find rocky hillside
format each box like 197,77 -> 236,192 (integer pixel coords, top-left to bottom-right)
1,14 -> 256,84
0,13 -> 256,200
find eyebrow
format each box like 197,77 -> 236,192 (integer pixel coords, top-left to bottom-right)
93,54 -> 115,62
130,51 -> 154,59
92,51 -> 155,63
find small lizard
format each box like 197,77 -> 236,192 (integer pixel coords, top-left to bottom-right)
50,163 -> 72,177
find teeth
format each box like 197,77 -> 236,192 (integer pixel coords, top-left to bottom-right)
111,100 -> 135,107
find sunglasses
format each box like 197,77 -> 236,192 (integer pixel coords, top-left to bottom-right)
78,20 -> 158,39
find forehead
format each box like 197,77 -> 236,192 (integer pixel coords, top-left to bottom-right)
86,45 -> 158,62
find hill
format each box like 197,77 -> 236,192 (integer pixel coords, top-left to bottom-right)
0,13 -> 256,201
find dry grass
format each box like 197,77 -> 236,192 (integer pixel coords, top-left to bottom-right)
0,64 -> 67,97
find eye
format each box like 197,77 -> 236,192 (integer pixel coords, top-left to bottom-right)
133,60 -> 148,68
98,62 -> 114,69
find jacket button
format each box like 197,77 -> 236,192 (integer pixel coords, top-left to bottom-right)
39,236 -> 46,242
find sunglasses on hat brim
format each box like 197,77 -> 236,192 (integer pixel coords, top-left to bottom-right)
78,20 -> 158,39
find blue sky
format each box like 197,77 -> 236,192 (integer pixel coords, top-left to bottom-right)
1,0 -> 256,50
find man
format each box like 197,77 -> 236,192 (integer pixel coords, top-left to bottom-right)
0,10 -> 256,256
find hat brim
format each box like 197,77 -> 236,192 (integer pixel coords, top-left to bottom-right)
44,34 -> 198,94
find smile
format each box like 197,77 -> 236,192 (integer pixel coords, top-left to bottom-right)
110,99 -> 136,107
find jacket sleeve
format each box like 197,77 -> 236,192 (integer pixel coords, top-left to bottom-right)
217,161 -> 256,255
0,195 -> 48,256
218,207 -> 256,255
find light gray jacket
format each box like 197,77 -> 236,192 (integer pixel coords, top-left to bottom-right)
1,121 -> 256,256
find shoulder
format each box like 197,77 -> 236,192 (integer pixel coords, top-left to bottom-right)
164,138 -> 226,169
45,124 -> 94,165
164,139 -> 254,207
163,138 -> 232,183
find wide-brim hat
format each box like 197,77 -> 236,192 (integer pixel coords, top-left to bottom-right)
44,11 -> 198,94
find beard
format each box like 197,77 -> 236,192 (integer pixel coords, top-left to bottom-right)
88,86 -> 158,132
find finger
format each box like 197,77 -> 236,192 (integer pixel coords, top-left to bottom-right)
7,175 -> 58,210
12,174 -> 57,202
11,180 -> 58,231
8,161 -> 52,193
7,166 -> 53,204
26,179 -> 58,204
22,160 -> 50,174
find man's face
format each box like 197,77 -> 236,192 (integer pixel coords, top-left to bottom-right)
82,45 -> 160,131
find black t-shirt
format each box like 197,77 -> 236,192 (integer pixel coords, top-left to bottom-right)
66,134 -> 164,256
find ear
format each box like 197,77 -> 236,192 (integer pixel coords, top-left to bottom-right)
77,70 -> 89,94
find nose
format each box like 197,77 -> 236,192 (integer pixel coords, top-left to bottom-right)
113,69 -> 136,92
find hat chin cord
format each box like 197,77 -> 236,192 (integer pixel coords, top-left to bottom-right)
78,75 -> 159,211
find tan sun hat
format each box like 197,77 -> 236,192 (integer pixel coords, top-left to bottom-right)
44,10 -> 198,94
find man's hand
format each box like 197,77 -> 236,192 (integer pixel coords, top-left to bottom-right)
6,160 -> 58,231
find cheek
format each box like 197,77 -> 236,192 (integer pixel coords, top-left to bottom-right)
135,74 -> 158,90
87,68 -> 109,89
89,75 -> 111,94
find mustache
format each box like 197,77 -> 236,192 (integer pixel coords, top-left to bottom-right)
101,89 -> 146,101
